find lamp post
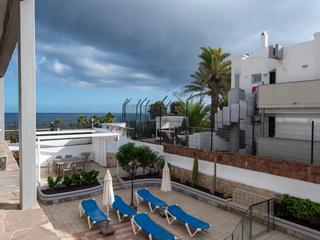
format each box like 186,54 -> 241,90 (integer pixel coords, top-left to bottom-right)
128,160 -> 136,207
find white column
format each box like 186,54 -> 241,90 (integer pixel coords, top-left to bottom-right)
18,0 -> 37,209
0,77 -> 4,141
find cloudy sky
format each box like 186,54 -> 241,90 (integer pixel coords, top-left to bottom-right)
4,0 -> 320,112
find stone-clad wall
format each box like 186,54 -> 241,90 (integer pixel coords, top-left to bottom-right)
164,144 -> 320,184
169,165 -> 277,198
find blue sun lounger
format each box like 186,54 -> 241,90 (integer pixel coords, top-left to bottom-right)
165,204 -> 212,237
79,198 -> 109,229
136,188 -> 167,213
112,195 -> 137,222
131,213 -> 177,240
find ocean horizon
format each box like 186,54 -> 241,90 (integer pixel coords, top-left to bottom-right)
5,112 -> 126,128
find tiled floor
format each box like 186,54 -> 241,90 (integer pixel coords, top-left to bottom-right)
0,141 -> 60,240
41,187 -> 298,240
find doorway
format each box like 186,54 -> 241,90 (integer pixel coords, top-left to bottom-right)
269,71 -> 276,84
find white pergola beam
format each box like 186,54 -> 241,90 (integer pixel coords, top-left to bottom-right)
0,77 -> 4,141
18,0 -> 36,209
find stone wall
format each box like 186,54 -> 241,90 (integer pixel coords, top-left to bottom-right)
164,144 -> 320,184
169,165 -> 277,198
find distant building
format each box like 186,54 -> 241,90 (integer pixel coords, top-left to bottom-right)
218,31 -> 320,164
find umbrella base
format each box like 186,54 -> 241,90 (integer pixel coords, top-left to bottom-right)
100,224 -> 115,236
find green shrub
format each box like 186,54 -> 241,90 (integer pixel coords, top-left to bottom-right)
47,176 -> 62,191
116,143 -> 140,172
276,195 -> 320,228
70,173 -> 82,186
191,158 -> 198,187
62,176 -> 72,187
9,130 -> 19,143
137,146 -> 157,175
80,170 -> 99,183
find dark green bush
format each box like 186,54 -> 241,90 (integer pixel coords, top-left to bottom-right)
47,170 -> 100,191
137,146 -> 157,175
47,176 -> 62,191
62,175 -> 72,187
70,173 -> 82,186
116,143 -> 140,172
191,158 -> 198,187
276,195 -> 320,228
80,170 -> 99,183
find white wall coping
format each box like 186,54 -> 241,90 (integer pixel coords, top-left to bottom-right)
37,132 -> 120,141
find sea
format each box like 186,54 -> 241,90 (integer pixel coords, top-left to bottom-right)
5,113 -> 124,128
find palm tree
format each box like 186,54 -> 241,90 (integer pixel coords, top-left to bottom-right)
91,114 -> 100,127
77,115 -> 89,128
176,98 -> 210,129
185,47 -> 231,128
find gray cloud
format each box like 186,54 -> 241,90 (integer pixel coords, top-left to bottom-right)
35,0 -> 320,92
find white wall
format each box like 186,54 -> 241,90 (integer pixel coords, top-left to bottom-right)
189,132 -> 229,151
232,32 -> 320,95
115,137 -> 320,202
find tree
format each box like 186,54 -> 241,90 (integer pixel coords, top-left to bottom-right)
185,47 -> 231,128
53,117 -> 63,129
90,114 -> 100,127
137,146 -> 157,175
191,158 -> 199,187
175,98 -> 210,129
101,112 -> 115,123
116,143 -> 140,172
148,101 -> 167,119
77,115 -> 89,128
169,101 -> 182,115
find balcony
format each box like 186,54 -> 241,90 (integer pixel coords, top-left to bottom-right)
258,79 -> 320,109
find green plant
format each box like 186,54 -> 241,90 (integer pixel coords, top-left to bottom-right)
77,115 -> 89,128
62,175 -> 72,187
185,47 -> 231,128
276,195 -> 320,228
101,112 -> 115,123
191,158 -> 199,187
53,117 -> 63,129
47,176 -> 62,191
137,146 -> 157,175
9,130 -> 19,143
116,143 -> 140,172
153,155 -> 166,176
80,170 -> 99,183
70,173 -> 82,186
148,101 -> 167,119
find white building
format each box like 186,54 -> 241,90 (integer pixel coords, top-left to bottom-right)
224,31 -> 320,164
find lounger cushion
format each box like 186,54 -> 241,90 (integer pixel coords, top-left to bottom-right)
81,199 -> 108,223
167,205 -> 210,230
134,213 -> 175,240
112,195 -> 137,216
137,188 -> 167,207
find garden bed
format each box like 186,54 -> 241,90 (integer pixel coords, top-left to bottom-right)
41,180 -> 100,195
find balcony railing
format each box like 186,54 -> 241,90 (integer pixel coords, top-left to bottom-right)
258,79 -> 320,109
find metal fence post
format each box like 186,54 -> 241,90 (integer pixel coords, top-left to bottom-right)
311,120 -> 314,165
252,118 -> 256,155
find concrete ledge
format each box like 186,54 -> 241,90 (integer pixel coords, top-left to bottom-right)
274,217 -> 320,240
37,179 -> 103,204
117,176 -> 231,207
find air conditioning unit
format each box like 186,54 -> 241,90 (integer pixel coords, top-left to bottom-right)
268,44 -> 283,59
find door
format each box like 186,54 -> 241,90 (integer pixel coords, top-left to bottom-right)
269,71 -> 276,84
268,116 -> 275,137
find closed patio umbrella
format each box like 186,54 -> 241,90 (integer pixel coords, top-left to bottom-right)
102,169 -> 115,215
161,161 -> 171,192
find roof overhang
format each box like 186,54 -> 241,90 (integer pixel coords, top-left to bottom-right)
0,0 -> 19,77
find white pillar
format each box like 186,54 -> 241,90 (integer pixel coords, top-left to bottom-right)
18,0 -> 37,209
0,77 -> 4,141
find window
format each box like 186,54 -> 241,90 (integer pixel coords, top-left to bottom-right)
251,73 -> 262,84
